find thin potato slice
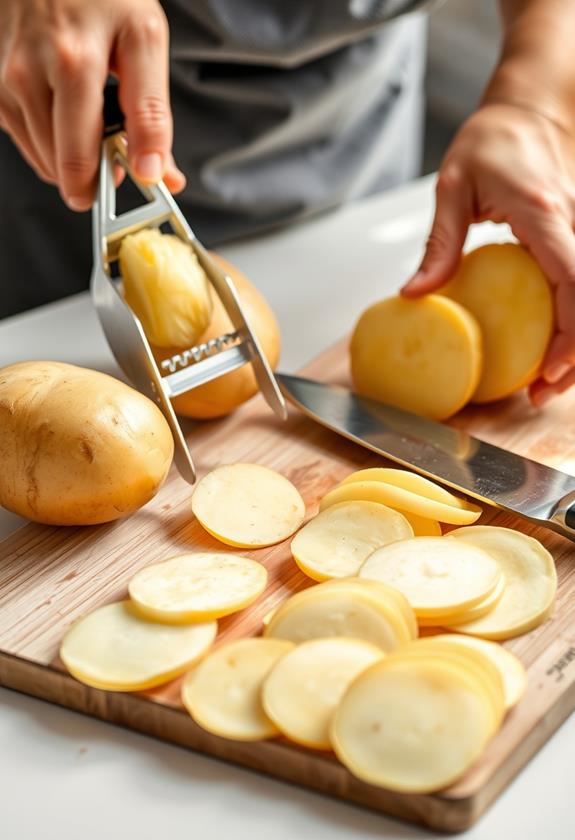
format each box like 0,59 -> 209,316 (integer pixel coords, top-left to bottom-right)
129,552 -> 267,623
264,581 -> 409,651
340,468 -> 468,509
262,638 -> 383,749
360,537 -> 501,618
319,481 -> 481,525
445,526 -> 557,640
401,513 -> 442,537
350,294 -> 483,420
182,638 -> 294,740
192,463 -> 305,548
431,634 -> 527,711
291,501 -> 413,582
60,601 -> 217,691
331,656 -> 493,793
441,244 -> 554,402
318,577 -> 418,641
417,574 -> 505,627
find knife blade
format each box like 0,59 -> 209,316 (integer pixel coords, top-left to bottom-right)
276,373 -> 575,543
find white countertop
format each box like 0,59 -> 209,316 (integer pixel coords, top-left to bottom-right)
0,176 -> 572,839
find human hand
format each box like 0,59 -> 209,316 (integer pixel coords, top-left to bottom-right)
401,102 -> 575,406
0,0 -> 185,211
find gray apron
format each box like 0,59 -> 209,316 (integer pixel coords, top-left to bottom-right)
0,1 -> 429,317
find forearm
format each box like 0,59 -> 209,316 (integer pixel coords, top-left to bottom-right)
483,0 -> 575,133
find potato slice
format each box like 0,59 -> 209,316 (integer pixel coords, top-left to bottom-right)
320,481 -> 481,526
416,573 -> 505,627
262,638 -> 383,749
129,552 -> 267,623
291,501 -> 413,582
340,468 -> 466,507
445,526 -> 557,640
60,601 -> 217,691
192,463 -> 305,548
350,294 -> 482,420
397,513 -> 441,537
431,634 -> 527,711
318,577 -> 418,641
181,638 -> 294,740
331,656 -> 494,793
359,536 -> 501,618
441,243 -> 553,402
264,580 -> 410,651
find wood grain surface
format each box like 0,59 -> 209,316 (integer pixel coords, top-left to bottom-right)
1,340 -> 575,832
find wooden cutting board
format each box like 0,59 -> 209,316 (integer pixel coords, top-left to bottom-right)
1,340 -> 575,833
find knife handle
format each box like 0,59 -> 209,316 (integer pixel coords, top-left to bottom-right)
548,489 -> 575,541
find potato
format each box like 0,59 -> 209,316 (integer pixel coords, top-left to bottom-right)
153,254 -> 281,419
0,361 -> 174,525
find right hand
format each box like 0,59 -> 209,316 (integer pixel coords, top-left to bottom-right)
0,0 -> 185,211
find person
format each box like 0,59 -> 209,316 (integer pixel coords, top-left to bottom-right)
0,1 -> 573,407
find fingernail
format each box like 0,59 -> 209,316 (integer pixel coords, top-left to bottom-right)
135,152 -> 162,183
401,271 -> 425,294
67,196 -> 90,212
544,362 -> 571,384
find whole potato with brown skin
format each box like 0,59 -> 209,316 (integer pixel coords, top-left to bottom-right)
0,361 -> 174,525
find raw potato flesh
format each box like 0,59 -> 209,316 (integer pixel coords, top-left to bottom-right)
359,537 -> 501,617
432,634 -> 527,711
441,243 -> 554,402
291,501 -> 413,581
340,468 -> 469,508
318,577 -> 418,642
416,574 -> 505,627
60,601 -> 217,691
393,512 -> 441,537
350,294 -> 482,420
182,638 -> 294,740
320,481 -> 481,526
192,463 -> 305,548
264,581 -> 410,651
331,656 -> 494,793
262,638 -> 383,749
445,526 -> 557,640
129,552 -> 268,622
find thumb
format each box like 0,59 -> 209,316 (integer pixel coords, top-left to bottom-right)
402,168 -> 471,298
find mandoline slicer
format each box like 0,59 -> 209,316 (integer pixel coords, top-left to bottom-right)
91,115 -> 287,485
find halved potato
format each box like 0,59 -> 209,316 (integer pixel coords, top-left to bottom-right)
181,637 -> 294,740
291,501 -> 413,581
192,463 -> 305,548
129,552 -> 267,623
262,638 -> 382,749
60,601 -> 217,691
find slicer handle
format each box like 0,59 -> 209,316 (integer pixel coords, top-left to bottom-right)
103,80 -> 125,137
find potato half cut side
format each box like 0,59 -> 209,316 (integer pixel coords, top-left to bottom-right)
416,574 -> 505,627
60,601 -> 217,691
320,481 -> 481,525
350,294 -> 482,420
291,501 -> 413,582
359,537 -> 501,618
264,582 -> 409,651
441,243 -> 553,402
331,656 -> 493,793
431,634 -> 527,711
182,638 -> 294,740
129,552 -> 268,623
262,638 -> 383,750
192,463 -> 305,548
445,526 -> 557,639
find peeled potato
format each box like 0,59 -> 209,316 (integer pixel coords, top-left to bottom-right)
192,463 -> 305,548
359,536 -> 501,618
129,552 -> 267,623
262,638 -> 383,750
120,228 -> 213,348
291,501 -> 413,581
331,656 -> 494,793
320,480 -> 481,525
445,526 -> 557,639
0,361 -> 174,525
441,243 -> 554,402
182,638 -> 294,740
416,574 -> 505,627
153,254 -> 281,419
60,601 -> 217,691
350,294 -> 482,420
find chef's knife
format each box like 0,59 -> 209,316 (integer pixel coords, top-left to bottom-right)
276,373 -> 575,543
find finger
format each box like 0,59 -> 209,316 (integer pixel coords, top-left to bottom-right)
51,40 -> 107,210
402,168 -> 472,297
19,79 -> 57,177
0,92 -> 55,183
530,367 -> 575,407
163,154 -> 186,193
116,10 -> 172,184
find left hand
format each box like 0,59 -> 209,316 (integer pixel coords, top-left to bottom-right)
401,101 -> 575,406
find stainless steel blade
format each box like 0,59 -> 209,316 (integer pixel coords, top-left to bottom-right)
277,373 -> 575,542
